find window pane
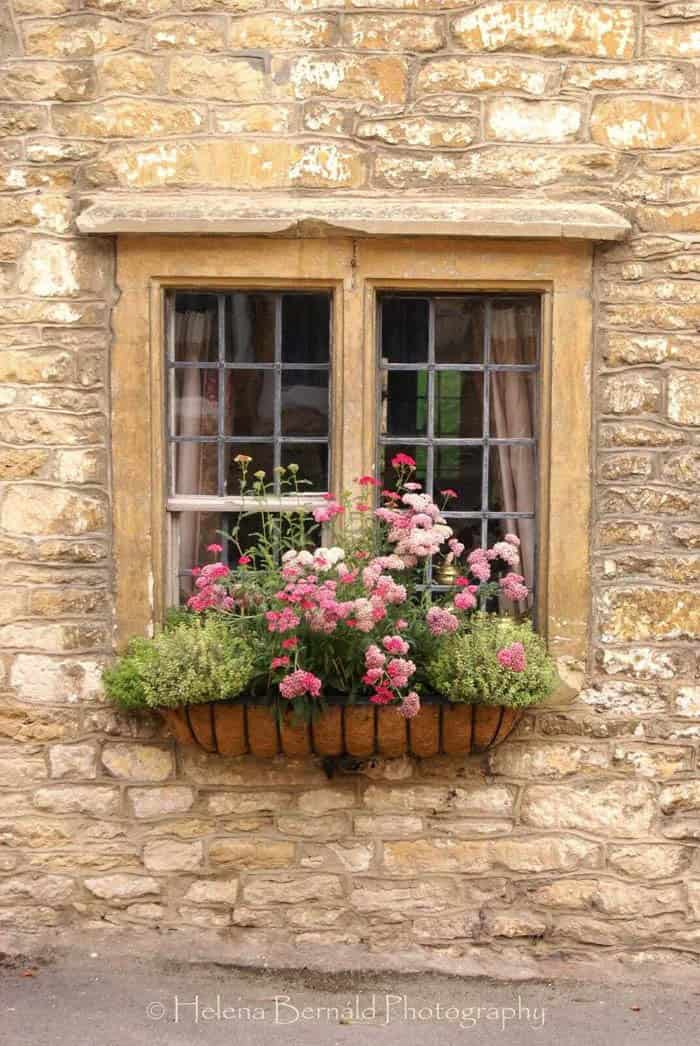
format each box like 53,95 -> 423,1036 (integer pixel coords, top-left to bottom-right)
173,368 -> 218,438
490,299 -> 538,364
176,510 -> 235,601
383,371 -> 428,437
224,292 -> 275,364
174,442 -> 218,495
381,298 -> 429,363
224,370 -> 274,438
382,444 -> 428,488
435,446 -> 482,511
446,517 -> 482,556
490,372 -> 536,438
490,445 -> 536,514
435,371 -> 483,438
282,294 -> 330,363
281,370 -> 329,436
173,293 -> 218,363
435,299 -> 484,364
224,444 -> 274,495
281,443 -> 328,492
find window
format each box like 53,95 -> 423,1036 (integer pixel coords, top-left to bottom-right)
112,236 -> 593,665
379,294 -> 539,606
166,290 -> 331,603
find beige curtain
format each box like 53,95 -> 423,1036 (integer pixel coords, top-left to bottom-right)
490,305 -> 537,607
176,309 -> 217,582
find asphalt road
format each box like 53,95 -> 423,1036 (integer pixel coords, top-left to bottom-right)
1,952 -> 699,1046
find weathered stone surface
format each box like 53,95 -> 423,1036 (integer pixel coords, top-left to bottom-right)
128,787 -> 195,818
344,14 -> 443,52
142,839 -> 203,873
284,54 -> 407,104
212,105 -> 293,134
362,783 -> 514,817
522,781 -> 655,835
486,98 -> 582,142
612,744 -> 692,779
33,785 -> 120,816
168,55 -> 266,101
564,60 -> 694,92
416,55 -> 557,96
674,686 -> 700,717
97,52 -> 162,94
276,814 -> 350,839
375,146 -> 621,189
228,14 -> 335,48
488,742 -> 608,778
357,116 -> 477,148
184,878 -> 238,906
645,23 -> 700,58
102,744 -> 174,782
351,878 -> 455,914
23,17 -> 140,57
297,789 -> 355,815
208,840 -> 295,868
48,743 -> 98,780
598,648 -> 679,681
528,878 -> 684,917
52,100 -> 205,138
0,61 -> 93,101
87,140 -> 367,189
242,874 -> 343,906
593,98 -> 700,149
149,16 -> 227,50
384,835 -> 600,874
452,3 -> 636,58
607,844 -> 693,880
84,874 -> 160,900
601,374 -> 660,415
354,814 -> 423,836
659,782 -> 700,815
0,874 -> 74,905
598,588 -> 700,642
484,909 -> 547,938
668,371 -> 700,426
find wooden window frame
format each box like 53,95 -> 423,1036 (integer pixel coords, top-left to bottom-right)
113,235 -> 593,671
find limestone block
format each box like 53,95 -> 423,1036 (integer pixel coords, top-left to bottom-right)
208,839 -> 295,868
102,744 -> 174,782
345,14 -> 443,52
242,873 -> 343,905
128,787 -> 195,818
416,56 -> 558,96
48,743 -> 98,780
143,839 -> 203,872
84,875 -> 161,900
521,780 -> 656,835
33,785 -> 120,816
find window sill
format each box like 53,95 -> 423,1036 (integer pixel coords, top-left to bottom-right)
77,193 -> 629,241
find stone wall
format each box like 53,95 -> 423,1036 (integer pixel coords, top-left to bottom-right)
0,0 -> 699,963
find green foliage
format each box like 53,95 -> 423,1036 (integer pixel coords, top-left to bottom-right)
426,613 -> 557,709
104,617 -> 257,711
103,637 -> 155,711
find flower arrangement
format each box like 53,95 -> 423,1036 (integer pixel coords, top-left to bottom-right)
105,453 -> 556,732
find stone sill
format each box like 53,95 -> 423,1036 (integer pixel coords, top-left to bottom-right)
77,194 -> 630,241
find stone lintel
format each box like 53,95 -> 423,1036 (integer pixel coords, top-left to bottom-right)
77,194 -> 630,241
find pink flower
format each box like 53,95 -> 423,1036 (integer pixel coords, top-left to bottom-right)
382,490 -> 401,502
505,533 -> 521,547
448,538 -> 464,557
238,555 -> 251,565
497,642 -> 527,672
266,608 -> 301,633
382,634 -> 409,656
355,502 -> 371,512
358,475 -> 381,487
440,489 -> 458,499
279,670 -> 322,700
206,543 -> 223,554
470,559 -> 491,583
492,541 -> 520,568
270,656 -> 290,670
364,644 -> 386,670
386,657 -> 416,687
399,692 -> 421,719
499,573 -> 529,603
403,481 -> 422,491
313,501 -> 344,523
362,668 -> 383,685
454,589 -> 477,611
190,566 -> 201,577
391,452 -> 416,469
281,637 -> 298,650
369,686 -> 395,705
396,618 -> 408,630
426,606 -> 459,636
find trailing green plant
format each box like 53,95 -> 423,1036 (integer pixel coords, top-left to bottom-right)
426,612 -> 557,709
104,617 -> 257,711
